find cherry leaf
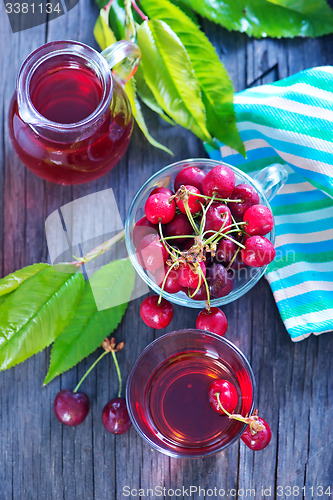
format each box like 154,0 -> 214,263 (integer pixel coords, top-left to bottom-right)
173,0 -> 333,38
0,265 -> 85,371
136,19 -> 213,143
140,0 -> 244,154
43,258 -> 135,385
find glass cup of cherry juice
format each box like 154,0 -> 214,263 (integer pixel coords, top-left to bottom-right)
126,329 -> 255,458
8,40 -> 141,185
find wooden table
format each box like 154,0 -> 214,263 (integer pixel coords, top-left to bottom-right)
1,2 -> 332,499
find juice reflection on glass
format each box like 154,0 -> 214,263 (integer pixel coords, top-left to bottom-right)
126,330 -> 255,458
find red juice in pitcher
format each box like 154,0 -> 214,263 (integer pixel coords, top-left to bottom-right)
30,64 -> 104,124
8,41 -> 138,185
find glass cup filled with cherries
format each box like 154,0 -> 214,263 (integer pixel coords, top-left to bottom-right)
125,158 -> 287,333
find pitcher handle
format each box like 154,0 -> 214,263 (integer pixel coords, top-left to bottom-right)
252,164 -> 289,201
101,41 -> 141,85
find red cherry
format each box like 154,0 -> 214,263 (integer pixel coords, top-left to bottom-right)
206,264 -> 235,298
102,397 -> 132,435
150,187 -> 174,196
54,389 -> 90,426
208,379 -> 238,415
133,216 -> 158,247
164,213 -> 194,245
140,295 -> 174,329
241,236 -> 275,267
174,166 -> 206,192
202,164 -> 235,198
241,417 -> 272,451
186,283 -> 208,300
136,233 -> 168,273
204,203 -> 232,234
176,185 -> 203,215
230,252 -> 247,270
218,271 -> 235,297
155,265 -> 182,294
178,261 -> 206,289
206,263 -> 228,298
179,238 -> 195,252
243,204 -> 274,236
229,184 -> 260,218
215,238 -> 237,264
145,193 -> 176,224
196,307 -> 228,336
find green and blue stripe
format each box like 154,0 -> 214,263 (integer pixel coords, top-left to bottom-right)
206,66 -> 333,341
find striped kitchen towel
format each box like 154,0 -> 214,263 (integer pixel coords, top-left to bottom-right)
206,66 -> 333,342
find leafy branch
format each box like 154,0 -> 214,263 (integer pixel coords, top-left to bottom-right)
94,0 -> 333,154
173,0 -> 333,38
94,0 -> 244,155
0,237 -> 135,385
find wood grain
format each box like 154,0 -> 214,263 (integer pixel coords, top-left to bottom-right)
0,2 -> 332,499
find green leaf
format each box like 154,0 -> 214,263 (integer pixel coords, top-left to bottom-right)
135,66 -> 175,125
0,292 -> 12,306
109,0 -> 127,40
94,8 -> 117,50
0,263 -> 49,297
125,77 -> 174,155
173,0 -> 333,38
136,19 -> 213,143
94,8 -> 172,154
140,0 -> 244,154
0,265 -> 85,371
43,258 -> 135,385
96,0 -> 108,8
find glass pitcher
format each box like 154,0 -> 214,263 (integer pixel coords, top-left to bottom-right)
8,40 -> 141,185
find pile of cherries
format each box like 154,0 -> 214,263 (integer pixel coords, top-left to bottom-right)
208,379 -> 272,451
135,163 -> 275,335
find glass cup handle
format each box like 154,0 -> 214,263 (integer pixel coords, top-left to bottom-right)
101,40 -> 141,85
252,164 -> 289,201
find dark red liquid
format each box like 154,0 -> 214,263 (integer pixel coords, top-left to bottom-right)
9,58 -> 133,185
147,352 -> 243,450
30,66 -> 104,124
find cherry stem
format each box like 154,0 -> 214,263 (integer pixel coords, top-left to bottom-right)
158,261 -> 178,305
226,245 -> 241,271
203,218 -> 229,246
215,232 -> 245,249
216,393 -> 247,424
199,193 -> 216,236
70,229 -> 125,267
203,222 -> 246,249
215,393 -> 264,433
131,0 -> 148,20
111,350 -> 122,398
73,350 -> 109,393
104,0 -> 114,11
198,202 -> 207,235
230,213 -> 241,233
163,235 -> 194,241
184,200 -> 200,235
193,192 -> 241,204
188,265 -> 203,299
201,266 -> 211,309
187,264 -> 210,308
159,222 -> 180,257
